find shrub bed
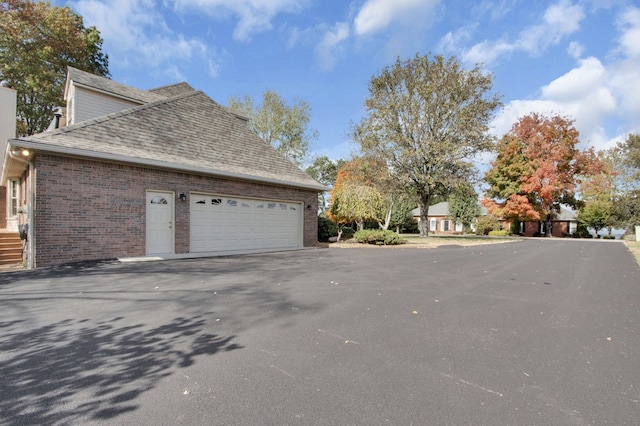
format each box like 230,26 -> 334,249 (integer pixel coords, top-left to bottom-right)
354,229 -> 405,245
488,229 -> 510,236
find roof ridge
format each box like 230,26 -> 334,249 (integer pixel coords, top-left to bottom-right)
28,90 -> 204,139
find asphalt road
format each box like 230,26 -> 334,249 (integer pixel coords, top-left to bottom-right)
0,239 -> 638,425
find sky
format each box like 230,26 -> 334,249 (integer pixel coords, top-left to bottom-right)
53,0 -> 640,168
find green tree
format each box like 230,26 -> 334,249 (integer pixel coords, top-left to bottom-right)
329,183 -> 385,232
229,90 -> 317,165
578,200 -> 612,238
353,53 -> 501,237
0,0 -> 109,135
448,184 -> 481,234
305,156 -> 346,212
612,189 -> 640,231
616,133 -> 640,185
327,157 -> 408,231
305,156 -> 344,187
474,214 -> 501,235
388,195 -> 416,233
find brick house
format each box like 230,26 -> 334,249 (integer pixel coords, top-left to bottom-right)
1,68 -> 324,267
516,207 -> 578,237
411,202 -> 472,234
412,201 -> 577,236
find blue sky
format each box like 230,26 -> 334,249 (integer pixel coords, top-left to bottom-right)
54,0 -> 640,167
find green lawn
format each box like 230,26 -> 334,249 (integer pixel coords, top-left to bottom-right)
624,241 -> 640,266
401,234 -> 517,246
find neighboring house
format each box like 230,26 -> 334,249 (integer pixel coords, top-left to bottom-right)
517,206 -> 578,237
412,201 -> 578,237
411,201 -> 472,234
1,67 -> 325,268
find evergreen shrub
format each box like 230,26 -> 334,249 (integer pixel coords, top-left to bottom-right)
354,229 -> 405,245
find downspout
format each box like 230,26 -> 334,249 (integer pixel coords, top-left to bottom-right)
7,150 -> 34,268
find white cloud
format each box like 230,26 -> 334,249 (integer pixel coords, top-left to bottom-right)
463,39 -> 513,64
617,7 -> 640,58
315,22 -> 350,71
517,0 -> 584,54
567,41 -> 584,59
353,0 -> 439,36
70,0 -> 210,79
173,0 -> 308,41
463,0 -> 585,65
437,26 -> 474,53
609,6 -> 640,127
492,56 -> 618,150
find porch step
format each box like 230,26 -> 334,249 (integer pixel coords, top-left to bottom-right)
0,233 -> 22,266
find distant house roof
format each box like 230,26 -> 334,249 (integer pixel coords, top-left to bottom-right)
16,89 -> 325,191
556,206 -> 577,221
411,201 -> 578,222
412,201 -> 488,217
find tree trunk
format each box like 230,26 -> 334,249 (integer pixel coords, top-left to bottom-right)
418,195 -> 431,237
545,217 -> 552,237
379,202 -> 393,231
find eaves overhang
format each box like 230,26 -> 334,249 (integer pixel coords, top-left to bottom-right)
4,139 -> 328,192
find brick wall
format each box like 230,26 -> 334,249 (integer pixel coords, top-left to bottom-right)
34,155 -> 318,267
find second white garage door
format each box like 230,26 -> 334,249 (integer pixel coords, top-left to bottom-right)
190,193 -> 303,253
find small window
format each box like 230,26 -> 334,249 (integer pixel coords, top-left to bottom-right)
268,203 -> 276,209
279,203 -> 287,210
242,202 -> 250,208
227,199 -> 238,206
256,203 -> 264,208
150,196 -> 167,204
211,198 -> 222,205
196,200 -> 206,204
9,180 -> 19,217
290,206 -> 297,211
441,220 -> 450,232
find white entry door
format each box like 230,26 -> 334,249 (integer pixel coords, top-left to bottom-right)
146,191 -> 174,254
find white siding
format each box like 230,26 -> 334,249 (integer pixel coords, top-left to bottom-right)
0,86 -> 17,169
71,86 -> 140,125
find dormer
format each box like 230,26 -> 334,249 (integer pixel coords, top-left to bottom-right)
63,67 -> 165,126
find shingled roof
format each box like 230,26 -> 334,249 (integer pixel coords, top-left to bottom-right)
19,90 -> 324,191
66,67 -> 166,104
149,82 -> 197,97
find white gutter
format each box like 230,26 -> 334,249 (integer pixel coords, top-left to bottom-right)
7,149 -> 34,268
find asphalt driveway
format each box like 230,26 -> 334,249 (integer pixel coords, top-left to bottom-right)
1,239 -> 639,425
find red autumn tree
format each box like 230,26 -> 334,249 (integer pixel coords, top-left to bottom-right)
483,113 -> 604,236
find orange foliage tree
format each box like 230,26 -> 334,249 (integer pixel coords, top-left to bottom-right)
327,158 -> 389,232
483,113 -> 604,236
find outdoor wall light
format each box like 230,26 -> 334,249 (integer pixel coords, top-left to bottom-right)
10,148 -> 31,157
307,204 -> 312,210
179,193 -> 187,202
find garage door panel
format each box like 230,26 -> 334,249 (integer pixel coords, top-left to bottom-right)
190,194 -> 302,253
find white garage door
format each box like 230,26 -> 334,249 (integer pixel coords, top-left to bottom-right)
190,193 -> 303,253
